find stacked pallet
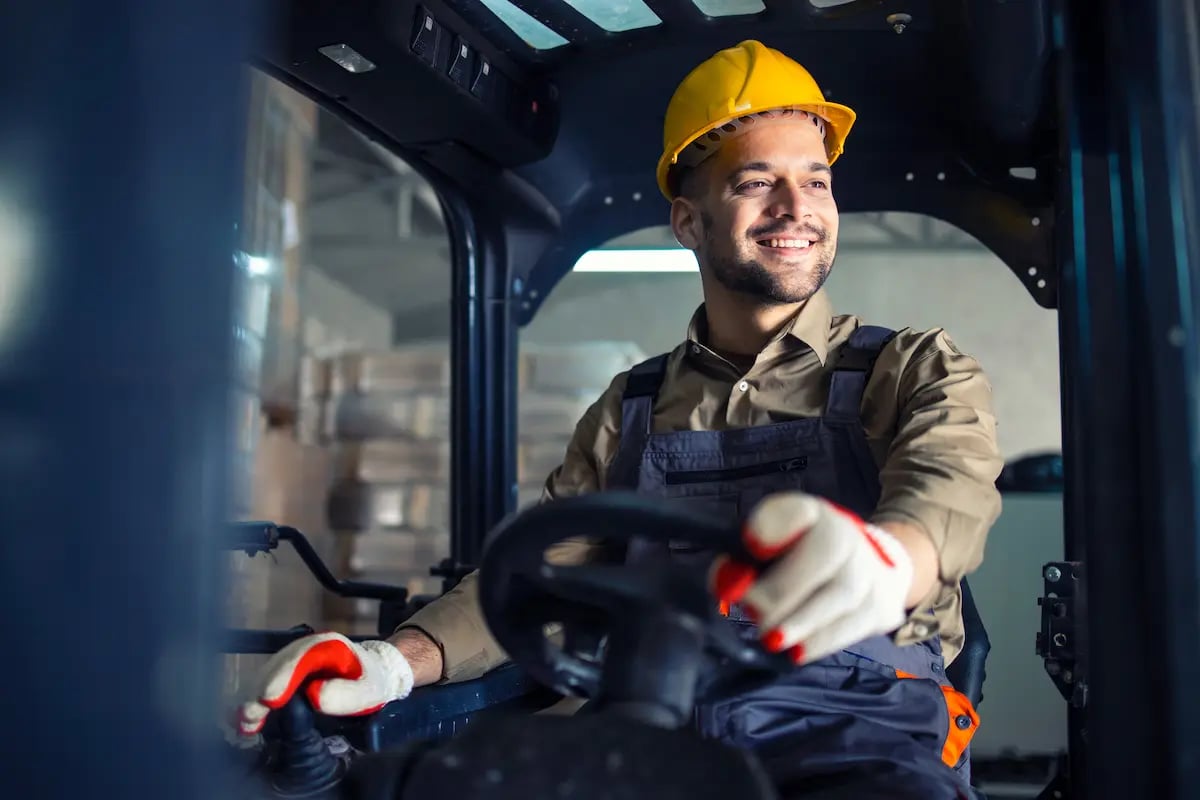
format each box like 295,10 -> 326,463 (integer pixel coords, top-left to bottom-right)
300,339 -> 646,632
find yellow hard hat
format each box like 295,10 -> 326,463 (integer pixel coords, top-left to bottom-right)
656,40 -> 857,200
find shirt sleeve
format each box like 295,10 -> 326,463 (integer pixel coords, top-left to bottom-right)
864,329 -> 1005,645
395,380 -> 621,683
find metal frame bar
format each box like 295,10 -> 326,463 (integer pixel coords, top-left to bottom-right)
508,0 -> 608,44
441,192 -> 519,586
642,0 -> 709,26
1053,0 -> 1200,797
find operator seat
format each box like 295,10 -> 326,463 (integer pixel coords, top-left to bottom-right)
947,578 -> 990,709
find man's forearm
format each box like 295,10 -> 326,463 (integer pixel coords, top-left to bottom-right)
386,627 -> 444,687
876,520 -> 939,609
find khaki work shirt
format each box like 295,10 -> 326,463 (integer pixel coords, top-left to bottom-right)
401,289 -> 1004,682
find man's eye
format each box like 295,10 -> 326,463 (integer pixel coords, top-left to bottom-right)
809,180 -> 829,190
738,180 -> 769,191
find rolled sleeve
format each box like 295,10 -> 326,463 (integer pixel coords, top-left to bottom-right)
397,568 -> 500,683
867,330 -> 1004,644
396,384 -> 617,682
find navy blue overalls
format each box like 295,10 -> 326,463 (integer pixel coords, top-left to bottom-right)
605,325 -> 978,800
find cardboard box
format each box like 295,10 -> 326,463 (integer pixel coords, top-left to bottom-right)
326,480 -> 449,531
332,440 -> 451,484
328,346 -> 451,395
329,528 -> 450,575
517,341 -> 646,396
225,426 -> 335,632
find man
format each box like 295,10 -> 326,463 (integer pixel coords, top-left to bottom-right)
237,41 -> 1002,798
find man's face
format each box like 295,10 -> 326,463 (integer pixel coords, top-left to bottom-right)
672,117 -> 840,305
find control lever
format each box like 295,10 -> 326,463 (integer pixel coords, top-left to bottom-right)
220,521 -> 411,650
225,521 -> 282,556
270,693 -> 346,797
222,521 -> 408,603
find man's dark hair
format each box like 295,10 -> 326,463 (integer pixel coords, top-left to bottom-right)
668,159 -> 712,202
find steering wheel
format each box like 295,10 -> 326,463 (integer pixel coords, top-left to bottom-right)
478,491 -> 794,729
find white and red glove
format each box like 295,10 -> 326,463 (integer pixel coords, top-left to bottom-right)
710,492 -> 914,666
236,633 -> 414,736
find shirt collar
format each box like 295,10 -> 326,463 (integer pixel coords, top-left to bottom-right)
685,289 -> 834,365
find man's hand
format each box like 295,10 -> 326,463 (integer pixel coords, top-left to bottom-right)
236,633 -> 415,736
710,492 -> 930,666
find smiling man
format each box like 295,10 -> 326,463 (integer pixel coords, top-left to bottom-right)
238,40 -> 1003,800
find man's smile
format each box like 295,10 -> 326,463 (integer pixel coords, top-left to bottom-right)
756,237 -> 816,255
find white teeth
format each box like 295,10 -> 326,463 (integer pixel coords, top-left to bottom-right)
765,239 -> 812,248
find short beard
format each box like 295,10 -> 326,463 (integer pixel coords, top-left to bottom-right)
698,212 -> 833,305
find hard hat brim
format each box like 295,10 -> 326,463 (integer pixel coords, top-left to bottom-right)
655,101 -> 857,201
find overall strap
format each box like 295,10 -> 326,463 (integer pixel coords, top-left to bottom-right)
604,353 -> 670,490
824,324 -> 898,421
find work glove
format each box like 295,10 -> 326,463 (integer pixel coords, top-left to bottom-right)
710,492 -> 914,666
235,632 -> 414,736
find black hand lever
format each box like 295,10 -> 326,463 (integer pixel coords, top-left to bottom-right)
270,693 -> 345,797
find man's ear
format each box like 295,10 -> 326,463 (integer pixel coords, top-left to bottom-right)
670,197 -> 703,251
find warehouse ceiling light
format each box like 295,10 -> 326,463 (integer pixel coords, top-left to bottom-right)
572,248 -> 698,273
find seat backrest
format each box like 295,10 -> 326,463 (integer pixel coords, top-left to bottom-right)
945,578 -> 989,709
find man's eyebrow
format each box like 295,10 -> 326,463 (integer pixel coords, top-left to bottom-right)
728,161 -> 773,181
726,160 -> 832,182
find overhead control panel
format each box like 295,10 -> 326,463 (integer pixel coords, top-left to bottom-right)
405,4 -> 556,147
254,0 -> 559,170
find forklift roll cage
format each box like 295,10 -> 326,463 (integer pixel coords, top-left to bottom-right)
1,1 -> 1197,800
259,0 -> 1064,576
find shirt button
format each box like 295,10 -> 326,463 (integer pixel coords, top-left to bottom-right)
691,344 -> 701,354
955,715 -> 973,730
912,624 -> 929,638
738,380 -> 749,391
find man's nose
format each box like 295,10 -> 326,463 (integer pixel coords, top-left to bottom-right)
767,182 -> 812,219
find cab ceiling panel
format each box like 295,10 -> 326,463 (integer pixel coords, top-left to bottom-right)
253,0 -> 561,167
503,0 -> 1054,205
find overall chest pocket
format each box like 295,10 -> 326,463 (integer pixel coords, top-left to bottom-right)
655,457 -> 811,553
663,456 -> 809,486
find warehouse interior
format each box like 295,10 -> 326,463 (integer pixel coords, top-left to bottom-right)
224,65 -> 1065,796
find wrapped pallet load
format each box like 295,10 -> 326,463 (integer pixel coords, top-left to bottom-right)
301,339 -> 645,632
514,341 -> 647,508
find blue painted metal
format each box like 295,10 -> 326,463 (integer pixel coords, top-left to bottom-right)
1052,0 -> 1200,796
0,2 -> 259,798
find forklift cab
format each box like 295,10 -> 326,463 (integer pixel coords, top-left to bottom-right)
2,2 -> 1197,800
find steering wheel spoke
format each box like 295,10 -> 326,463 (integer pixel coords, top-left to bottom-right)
540,561 -> 714,613
480,492 -> 794,724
